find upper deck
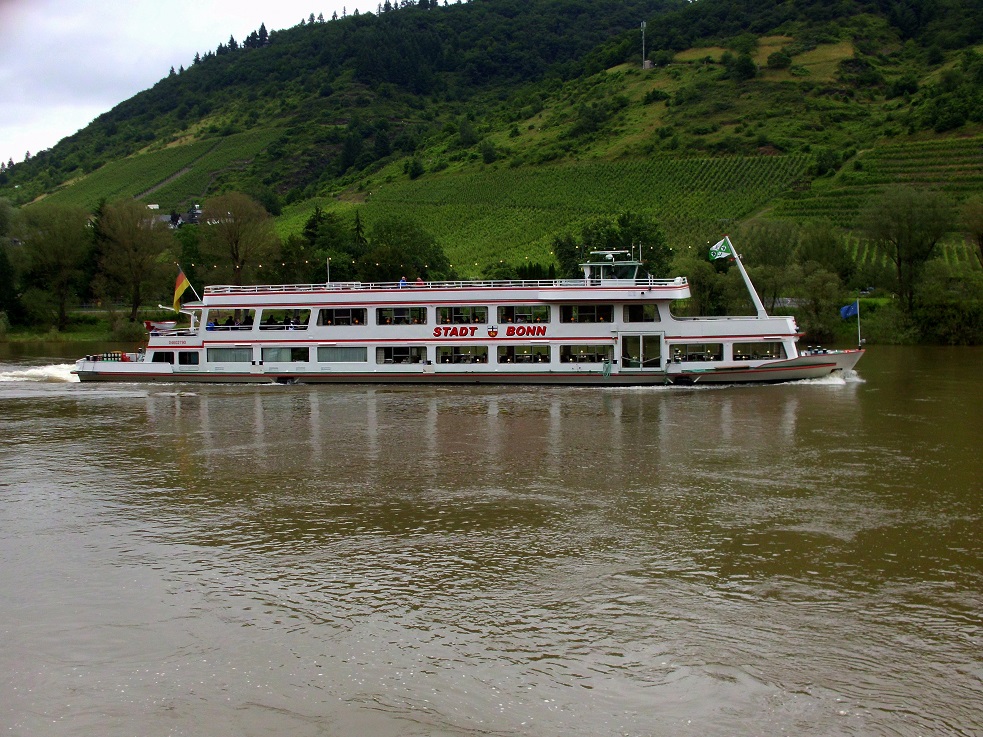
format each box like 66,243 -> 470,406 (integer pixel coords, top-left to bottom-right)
200,274 -> 691,307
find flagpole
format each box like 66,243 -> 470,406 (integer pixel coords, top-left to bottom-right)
724,236 -> 767,318
856,294 -> 862,348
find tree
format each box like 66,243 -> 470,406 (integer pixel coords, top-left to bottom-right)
736,220 -> 798,312
200,193 -> 279,286
961,196 -> 983,268
861,188 -> 952,315
0,200 -> 23,323
358,218 -> 451,282
552,212 -> 671,278
795,263 -> 842,343
21,205 -> 91,330
767,51 -> 792,69
0,245 -> 22,325
97,200 -> 174,321
352,210 -> 367,253
798,221 -> 854,283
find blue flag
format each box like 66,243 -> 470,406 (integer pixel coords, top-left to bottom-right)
840,300 -> 859,320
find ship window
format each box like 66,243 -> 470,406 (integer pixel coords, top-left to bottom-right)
497,305 -> 550,323
437,306 -> 487,324
377,306 -> 427,325
624,304 -> 660,322
178,351 -> 200,365
317,308 -> 366,326
259,309 -> 310,330
376,346 -> 427,364
205,309 -> 255,330
262,347 -> 310,362
733,342 -> 786,360
317,346 -> 368,362
560,305 -> 614,323
207,347 -> 252,362
668,343 -> 724,362
497,345 -> 551,363
437,345 -> 488,364
559,344 -> 614,363
151,351 -> 175,364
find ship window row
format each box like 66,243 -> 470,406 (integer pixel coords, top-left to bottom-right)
203,304 -> 661,330
159,340 -> 784,367
732,341 -> 786,360
150,351 -> 200,365
196,344 -> 618,365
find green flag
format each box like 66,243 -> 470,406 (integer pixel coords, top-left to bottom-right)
709,237 -> 734,260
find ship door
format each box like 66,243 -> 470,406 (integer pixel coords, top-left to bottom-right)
621,334 -> 663,370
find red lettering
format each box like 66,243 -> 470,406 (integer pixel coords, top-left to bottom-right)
506,326 -> 516,337
433,327 -> 441,338
469,326 -> 477,337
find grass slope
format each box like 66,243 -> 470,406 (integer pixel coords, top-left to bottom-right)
327,155 -> 810,274
774,136 -> 983,227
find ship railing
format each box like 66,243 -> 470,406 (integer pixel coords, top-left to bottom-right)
203,276 -> 688,294
148,327 -> 198,336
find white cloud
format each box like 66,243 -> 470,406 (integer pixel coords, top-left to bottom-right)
0,0 -> 379,165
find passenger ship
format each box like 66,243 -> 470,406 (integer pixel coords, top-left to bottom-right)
73,249 -> 863,385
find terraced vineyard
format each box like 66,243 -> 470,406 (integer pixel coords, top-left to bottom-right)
147,129 -> 283,209
774,136 -> 983,228
360,154 -> 812,273
42,128 -> 282,212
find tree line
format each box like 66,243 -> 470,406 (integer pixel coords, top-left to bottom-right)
544,189 -> 983,344
1,187 -> 981,343
0,193 -> 455,337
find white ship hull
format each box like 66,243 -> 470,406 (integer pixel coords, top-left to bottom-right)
73,256 -> 864,386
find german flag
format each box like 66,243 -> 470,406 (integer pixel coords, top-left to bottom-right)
173,269 -> 191,312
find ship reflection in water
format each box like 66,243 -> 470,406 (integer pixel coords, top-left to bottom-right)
2,346 -> 981,737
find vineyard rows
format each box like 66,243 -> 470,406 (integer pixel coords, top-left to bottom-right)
366,155 -> 811,272
42,129 -> 283,212
775,136 -> 983,228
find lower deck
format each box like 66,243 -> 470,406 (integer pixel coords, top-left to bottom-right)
74,347 -> 862,385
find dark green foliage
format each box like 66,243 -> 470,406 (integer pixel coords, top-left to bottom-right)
913,262 -> 983,344
767,51 -> 792,69
861,187 -> 953,315
21,205 -> 92,330
837,54 -> 885,88
358,218 -> 452,282
650,50 -> 674,67
480,140 -> 497,164
0,245 -> 23,325
552,212 -> 670,278
812,146 -> 841,177
405,158 -> 425,179
797,221 -> 855,283
721,52 -> 757,81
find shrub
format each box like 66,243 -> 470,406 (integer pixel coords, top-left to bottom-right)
767,51 -> 792,69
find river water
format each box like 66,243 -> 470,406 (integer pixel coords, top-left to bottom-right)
0,344 -> 980,737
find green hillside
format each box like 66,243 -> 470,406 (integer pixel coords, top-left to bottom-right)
774,136 -> 983,226
318,155 -> 812,270
3,0 -> 983,274
2,0 -> 982,343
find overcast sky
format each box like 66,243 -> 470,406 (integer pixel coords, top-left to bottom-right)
0,0 -> 382,166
